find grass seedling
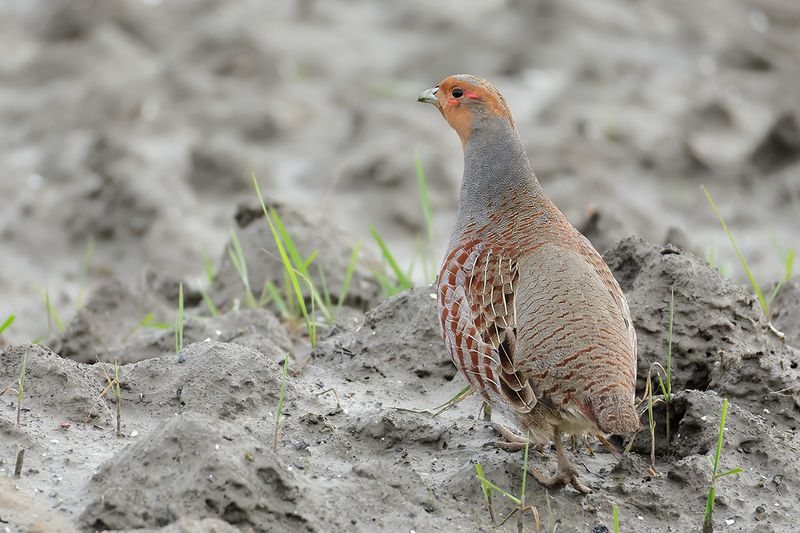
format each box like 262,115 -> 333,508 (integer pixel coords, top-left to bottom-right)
475,463 -> 496,522
0,314 -> 15,336
643,373 -> 658,475
198,286 -> 218,317
202,248 -> 215,284
274,356 -> 289,452
227,227 -> 257,309
123,312 -> 171,341
394,384 -> 474,417
261,281 -> 292,318
702,398 -> 742,532
474,435 -> 541,532
252,175 -> 317,347
370,225 -> 413,296
613,505 -> 620,533
767,249 -> 795,309
702,186 -> 770,316
655,287 -> 675,445
415,151 -> 437,281
175,283 -> 184,354
43,288 -> 65,335
337,241 -> 361,312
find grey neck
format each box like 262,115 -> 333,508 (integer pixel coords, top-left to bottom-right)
454,119 -> 543,232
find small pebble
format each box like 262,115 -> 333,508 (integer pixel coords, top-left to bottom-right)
755,505 -> 766,520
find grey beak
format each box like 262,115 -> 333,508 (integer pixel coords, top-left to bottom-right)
417,86 -> 439,105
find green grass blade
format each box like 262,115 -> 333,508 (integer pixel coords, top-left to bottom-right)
370,225 -> 412,289
520,433 -> 530,505
262,281 -> 291,318
175,283 -> 184,354
44,288 -> 65,334
768,249 -> 795,307
373,269 -> 400,296
473,470 -> 522,506
613,505 -> 620,533
271,209 -> 309,276
666,286 -> 674,398
704,398 -> 735,533
252,174 -> 317,347
0,314 -> 15,335
202,248 -> 215,284
227,227 -> 256,308
301,250 -> 318,272
702,186 -> 768,316
711,399 -> 729,474
475,464 -> 492,504
315,265 -> 335,324
199,287 -> 218,317
337,241 -> 362,311
703,486 -> 715,532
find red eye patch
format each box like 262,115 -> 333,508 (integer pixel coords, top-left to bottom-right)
449,92 -> 480,106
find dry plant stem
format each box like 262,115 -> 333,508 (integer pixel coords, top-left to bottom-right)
14,449 -> 24,477
315,387 -> 342,412
647,375 -> 656,473
16,350 -> 28,427
594,432 -> 623,460
768,322 -> 785,340
274,356 -> 290,452
114,361 -> 121,437
97,358 -> 122,436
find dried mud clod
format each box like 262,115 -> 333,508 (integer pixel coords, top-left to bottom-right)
604,237 -> 800,426
0,344 -> 115,427
52,279 -> 294,365
79,413 -> 314,532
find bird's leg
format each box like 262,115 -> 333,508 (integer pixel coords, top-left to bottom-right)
527,428 -> 591,494
488,422 -> 528,452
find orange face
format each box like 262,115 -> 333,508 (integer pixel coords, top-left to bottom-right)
418,75 -> 514,145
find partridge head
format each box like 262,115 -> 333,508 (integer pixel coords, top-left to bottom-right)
419,75 -> 639,493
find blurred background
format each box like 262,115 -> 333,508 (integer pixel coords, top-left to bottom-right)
1,0 -> 798,344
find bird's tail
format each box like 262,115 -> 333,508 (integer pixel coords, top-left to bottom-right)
594,389 -> 641,435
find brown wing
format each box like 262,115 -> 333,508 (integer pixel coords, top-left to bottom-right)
438,241 -> 536,412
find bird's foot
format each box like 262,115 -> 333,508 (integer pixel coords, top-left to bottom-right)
528,459 -> 591,494
487,422 -> 529,452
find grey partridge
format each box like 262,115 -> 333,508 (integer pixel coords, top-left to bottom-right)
418,75 -> 639,493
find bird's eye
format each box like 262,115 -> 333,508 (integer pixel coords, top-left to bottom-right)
452,88 -> 464,98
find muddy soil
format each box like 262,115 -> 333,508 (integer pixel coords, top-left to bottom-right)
1,0 -> 800,532
2,237 -> 799,532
